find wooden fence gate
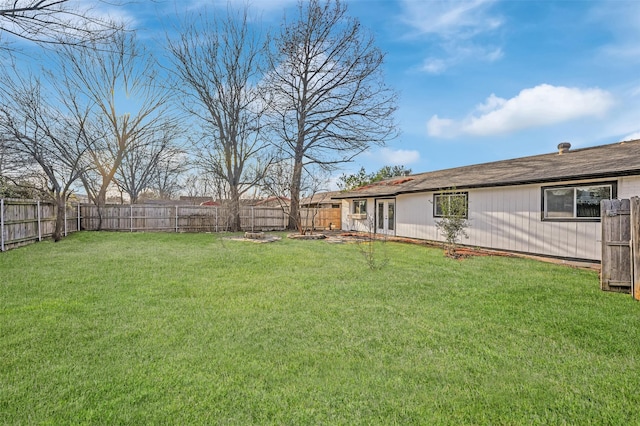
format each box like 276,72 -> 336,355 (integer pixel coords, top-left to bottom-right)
601,198 -> 640,300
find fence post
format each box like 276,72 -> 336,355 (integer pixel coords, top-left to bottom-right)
1,198 -> 4,252
631,197 -> 640,301
215,207 -> 218,233
77,204 -> 81,231
252,207 -> 255,232
130,204 -> 133,232
37,201 -> 42,241
175,205 -> 178,233
284,207 -> 288,230
64,204 -> 68,236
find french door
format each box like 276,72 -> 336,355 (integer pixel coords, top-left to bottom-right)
376,199 -> 395,235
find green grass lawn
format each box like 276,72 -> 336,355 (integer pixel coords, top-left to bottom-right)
1,232 -> 639,424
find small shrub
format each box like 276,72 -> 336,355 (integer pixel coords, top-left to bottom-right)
435,189 -> 470,257
356,216 -> 388,270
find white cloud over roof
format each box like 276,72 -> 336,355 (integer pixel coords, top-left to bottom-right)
379,148 -> 421,165
427,84 -> 615,137
622,132 -> 640,141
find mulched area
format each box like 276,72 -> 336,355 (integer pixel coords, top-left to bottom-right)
224,234 -> 282,243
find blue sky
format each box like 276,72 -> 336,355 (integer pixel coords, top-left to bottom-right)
344,0 -> 640,175
28,1 -> 640,179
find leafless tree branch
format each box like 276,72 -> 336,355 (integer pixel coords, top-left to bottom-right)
0,0 -> 125,50
262,0 -> 398,229
166,5 -> 272,231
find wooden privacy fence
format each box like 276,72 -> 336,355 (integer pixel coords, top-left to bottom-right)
601,198 -> 640,300
0,198 -> 80,252
0,200 -> 341,252
79,204 -> 341,233
299,207 -> 341,231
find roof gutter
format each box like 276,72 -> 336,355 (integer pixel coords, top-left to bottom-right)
331,169 -> 640,199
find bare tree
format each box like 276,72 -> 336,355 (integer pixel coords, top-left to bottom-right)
262,160 -> 329,234
114,123 -> 186,203
0,133 -> 41,198
148,147 -> 190,200
0,68 -> 87,240
0,0 -> 123,50
182,172 -> 218,200
55,31 -> 178,226
0,133 -> 24,196
262,0 -> 398,229
435,189 -> 470,257
167,6 -> 271,231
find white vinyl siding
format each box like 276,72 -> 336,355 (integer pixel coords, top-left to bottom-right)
343,198 -> 375,233
618,176 -> 640,198
394,177 -> 640,261
344,176 -> 640,261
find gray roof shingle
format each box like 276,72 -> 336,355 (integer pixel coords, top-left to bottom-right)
333,139 -> 640,199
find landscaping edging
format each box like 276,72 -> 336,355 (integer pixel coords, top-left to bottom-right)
287,233 -> 326,240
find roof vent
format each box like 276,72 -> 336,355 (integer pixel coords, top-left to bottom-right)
557,142 -> 571,154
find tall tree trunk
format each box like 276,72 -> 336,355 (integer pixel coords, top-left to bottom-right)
53,194 -> 66,242
95,185 -> 107,231
229,185 -> 241,232
289,155 -> 304,231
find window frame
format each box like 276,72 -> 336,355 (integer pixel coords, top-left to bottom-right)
541,181 -> 616,222
433,192 -> 469,219
352,199 -> 367,215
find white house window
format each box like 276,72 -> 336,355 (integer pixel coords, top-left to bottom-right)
542,183 -> 614,220
353,199 -> 367,215
433,192 -> 468,218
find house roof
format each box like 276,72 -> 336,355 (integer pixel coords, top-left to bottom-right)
300,191 -> 343,206
254,196 -> 290,206
179,196 -> 215,205
333,139 -> 640,199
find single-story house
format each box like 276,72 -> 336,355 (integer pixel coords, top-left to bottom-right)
180,196 -> 216,205
300,191 -> 343,209
333,140 -> 640,262
254,196 -> 291,207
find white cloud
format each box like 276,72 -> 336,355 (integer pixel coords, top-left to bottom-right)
421,45 -> 503,74
622,132 -> 640,141
398,0 -> 504,73
399,0 -> 501,38
588,1 -> 640,62
378,148 -> 420,165
427,84 -> 615,137
475,93 -> 506,113
68,0 -> 135,26
426,115 -> 456,138
484,47 -> 504,62
421,58 -> 447,74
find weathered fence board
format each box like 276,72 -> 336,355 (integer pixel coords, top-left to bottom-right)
80,204 -> 341,233
601,199 -> 632,293
631,197 -> 640,300
0,199 -> 79,252
300,208 -> 341,230
1,200 -> 342,253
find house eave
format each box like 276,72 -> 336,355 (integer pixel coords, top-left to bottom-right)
332,169 -> 640,199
